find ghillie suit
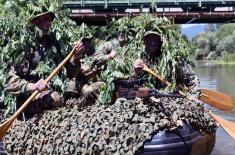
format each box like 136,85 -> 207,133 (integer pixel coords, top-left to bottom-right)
3,97 -> 216,154
97,15 -> 196,105
0,0 -> 81,113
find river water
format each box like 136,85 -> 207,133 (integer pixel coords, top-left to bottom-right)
194,61 -> 235,155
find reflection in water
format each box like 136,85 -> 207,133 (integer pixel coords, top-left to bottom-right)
195,62 -> 235,102
194,61 -> 235,155
194,61 -> 235,118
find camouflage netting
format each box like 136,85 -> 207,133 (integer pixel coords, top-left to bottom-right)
2,97 -> 217,154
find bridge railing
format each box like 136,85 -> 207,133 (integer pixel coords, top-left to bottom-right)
61,0 -> 233,8
61,0 -> 235,24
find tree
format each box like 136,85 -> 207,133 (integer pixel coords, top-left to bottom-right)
204,24 -> 216,32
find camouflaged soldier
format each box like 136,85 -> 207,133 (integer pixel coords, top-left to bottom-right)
4,11 -> 83,118
133,31 -> 200,97
65,25 -> 116,107
95,31 -> 126,60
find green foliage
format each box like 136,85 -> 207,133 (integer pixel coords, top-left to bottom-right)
97,14 -> 192,105
216,33 -> 235,55
0,0 -> 81,111
215,24 -> 235,41
223,53 -> 235,62
0,2 -> 193,107
192,23 -> 235,60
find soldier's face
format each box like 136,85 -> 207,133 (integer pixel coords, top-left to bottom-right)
37,18 -> 52,31
118,32 -> 125,42
144,34 -> 161,56
83,39 -> 95,56
83,39 -> 92,50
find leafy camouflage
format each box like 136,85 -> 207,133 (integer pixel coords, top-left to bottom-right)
97,15 -> 194,104
0,0 -> 82,111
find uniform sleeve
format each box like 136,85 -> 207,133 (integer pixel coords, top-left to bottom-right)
92,51 -> 110,67
93,40 -> 121,66
54,37 -> 82,79
65,56 -> 82,79
4,68 -> 33,95
176,60 -> 200,96
96,41 -> 114,55
93,41 -> 116,66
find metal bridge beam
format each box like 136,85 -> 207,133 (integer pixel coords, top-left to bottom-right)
61,0 -> 235,24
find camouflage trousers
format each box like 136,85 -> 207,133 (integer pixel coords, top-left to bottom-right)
64,78 -> 105,107
16,90 -> 64,119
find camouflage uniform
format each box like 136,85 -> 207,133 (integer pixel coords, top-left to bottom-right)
64,46 -> 109,107
134,31 -> 200,95
4,29 -> 74,118
64,67 -> 105,107
96,39 -> 127,57
140,47 -> 200,96
140,31 -> 200,96
76,39 -> 126,106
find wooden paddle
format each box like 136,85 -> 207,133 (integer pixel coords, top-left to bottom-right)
142,64 -> 234,111
143,64 -> 235,140
0,46 -> 79,140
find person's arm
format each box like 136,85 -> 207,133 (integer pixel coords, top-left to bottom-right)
93,41 -> 117,65
92,49 -> 116,67
63,41 -> 84,79
4,68 -> 47,95
176,60 -> 200,96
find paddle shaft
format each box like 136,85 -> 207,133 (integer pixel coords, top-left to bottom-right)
0,46 -> 77,140
143,65 -> 234,111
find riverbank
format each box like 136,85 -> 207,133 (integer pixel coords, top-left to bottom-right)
195,60 -> 235,65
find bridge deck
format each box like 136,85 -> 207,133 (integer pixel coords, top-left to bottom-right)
61,0 -> 235,24
62,0 -> 235,8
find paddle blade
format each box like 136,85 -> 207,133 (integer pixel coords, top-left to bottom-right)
213,114 -> 235,140
200,89 -> 234,111
0,119 -> 14,140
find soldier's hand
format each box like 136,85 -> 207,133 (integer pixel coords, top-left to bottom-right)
133,59 -> 144,69
133,59 -> 144,76
81,65 -> 91,74
74,41 -> 84,59
31,79 -> 48,92
108,50 -> 116,59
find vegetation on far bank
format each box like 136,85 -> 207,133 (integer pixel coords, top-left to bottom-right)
196,59 -> 235,65
190,24 -> 235,63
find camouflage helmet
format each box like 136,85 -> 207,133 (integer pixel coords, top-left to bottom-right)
31,11 -> 55,26
144,31 -> 163,56
144,31 -> 162,45
79,23 -> 93,41
144,31 -> 161,39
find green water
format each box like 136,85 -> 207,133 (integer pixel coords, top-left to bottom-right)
194,61 -> 235,155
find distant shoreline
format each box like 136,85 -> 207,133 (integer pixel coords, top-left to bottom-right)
195,60 -> 235,65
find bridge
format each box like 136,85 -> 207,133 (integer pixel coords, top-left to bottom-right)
61,0 -> 235,25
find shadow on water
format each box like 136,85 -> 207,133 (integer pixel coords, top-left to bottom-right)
194,61 -> 235,155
